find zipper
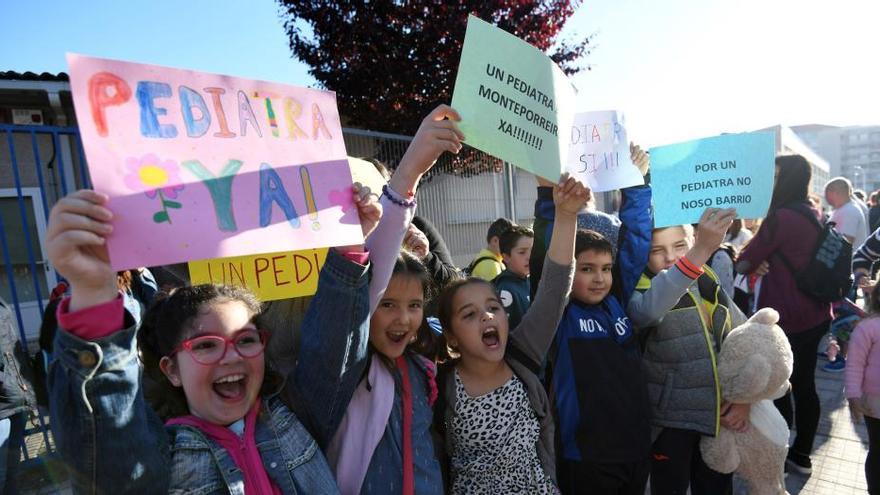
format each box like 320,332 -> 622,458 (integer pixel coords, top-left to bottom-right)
689,287 -> 721,437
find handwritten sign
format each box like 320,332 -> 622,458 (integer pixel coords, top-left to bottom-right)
187,157 -> 382,301
650,132 -> 775,227
451,16 -> 576,180
67,54 -> 362,270
566,111 -> 643,192
188,248 -> 327,301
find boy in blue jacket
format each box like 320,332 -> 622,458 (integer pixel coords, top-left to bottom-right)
535,144 -> 652,494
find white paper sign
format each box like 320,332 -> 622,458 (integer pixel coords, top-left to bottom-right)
566,111 -> 643,192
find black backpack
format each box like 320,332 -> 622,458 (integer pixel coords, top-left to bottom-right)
775,206 -> 853,303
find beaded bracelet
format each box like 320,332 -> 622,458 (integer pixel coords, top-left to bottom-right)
382,184 -> 417,208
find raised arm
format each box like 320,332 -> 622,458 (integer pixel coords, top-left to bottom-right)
46,190 -> 169,493
628,207 -> 735,328
509,176 -> 585,365
614,143 -> 652,303
293,249 -> 372,446
410,215 -> 461,290
366,104 -> 463,312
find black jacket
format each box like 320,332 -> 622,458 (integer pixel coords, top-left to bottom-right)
412,216 -> 460,291
0,297 -> 36,419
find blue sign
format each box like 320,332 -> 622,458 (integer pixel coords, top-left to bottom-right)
650,132 -> 775,228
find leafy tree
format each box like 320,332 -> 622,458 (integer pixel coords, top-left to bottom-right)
278,1 -> 592,137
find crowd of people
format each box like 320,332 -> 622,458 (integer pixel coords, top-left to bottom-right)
0,103 -> 879,495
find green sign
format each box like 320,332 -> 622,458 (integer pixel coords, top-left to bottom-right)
451,15 -> 577,180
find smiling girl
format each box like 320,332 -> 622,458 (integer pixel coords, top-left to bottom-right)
45,185 -> 380,494
295,104 -> 463,495
433,175 -> 587,494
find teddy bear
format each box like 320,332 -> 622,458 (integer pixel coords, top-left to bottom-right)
700,307 -> 794,495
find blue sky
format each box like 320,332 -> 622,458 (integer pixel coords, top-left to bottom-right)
2,0 -> 878,146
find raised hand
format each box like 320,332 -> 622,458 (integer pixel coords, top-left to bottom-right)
630,142 -> 650,177
692,208 -> 736,261
404,223 -> 430,259
553,174 -> 590,217
353,184 -> 382,240
46,190 -> 117,310
390,104 -> 464,196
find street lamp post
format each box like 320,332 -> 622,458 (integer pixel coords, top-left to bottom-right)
855,165 -> 867,192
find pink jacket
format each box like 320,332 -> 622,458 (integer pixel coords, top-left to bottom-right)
845,316 -> 880,399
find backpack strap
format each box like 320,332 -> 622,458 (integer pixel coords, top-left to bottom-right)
785,203 -> 826,230
467,256 -> 497,274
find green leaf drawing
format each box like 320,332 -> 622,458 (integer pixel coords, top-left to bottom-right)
153,211 -> 170,223
163,200 -> 182,209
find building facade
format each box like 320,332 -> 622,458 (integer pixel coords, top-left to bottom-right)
793,124 -> 880,194
756,125 -> 831,199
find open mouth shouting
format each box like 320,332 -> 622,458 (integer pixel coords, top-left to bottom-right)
481,326 -> 502,350
213,373 -> 248,402
386,330 -> 411,344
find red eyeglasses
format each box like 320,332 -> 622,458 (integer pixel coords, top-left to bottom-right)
170,329 -> 269,365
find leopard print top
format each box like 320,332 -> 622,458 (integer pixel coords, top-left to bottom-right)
450,370 -> 558,494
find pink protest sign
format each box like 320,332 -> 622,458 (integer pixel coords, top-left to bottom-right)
67,54 -> 362,270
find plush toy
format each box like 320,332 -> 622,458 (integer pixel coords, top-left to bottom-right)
700,308 -> 794,495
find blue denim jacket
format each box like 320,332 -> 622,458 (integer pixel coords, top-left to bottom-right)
49,249 -> 369,494
296,292 -> 443,494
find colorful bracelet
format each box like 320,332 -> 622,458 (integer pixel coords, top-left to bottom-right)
382,184 -> 417,208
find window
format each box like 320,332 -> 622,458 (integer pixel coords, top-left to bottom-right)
0,190 -> 54,304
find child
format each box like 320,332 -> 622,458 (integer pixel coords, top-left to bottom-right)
45,186 -> 380,494
537,146 -> 652,494
627,208 -> 748,495
295,104 -> 463,495
466,217 -> 514,281
846,282 -> 880,494
493,225 -> 535,328
434,175 -> 587,494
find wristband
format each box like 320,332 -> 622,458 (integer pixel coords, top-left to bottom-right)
676,256 -> 704,280
382,184 -> 417,208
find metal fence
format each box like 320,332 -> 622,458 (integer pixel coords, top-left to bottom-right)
1,124 -> 88,346
0,123 -> 87,468
343,127 -> 538,267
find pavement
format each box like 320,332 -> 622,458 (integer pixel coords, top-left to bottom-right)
771,358 -> 871,494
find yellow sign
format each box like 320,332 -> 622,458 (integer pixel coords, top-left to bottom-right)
188,248 -> 329,301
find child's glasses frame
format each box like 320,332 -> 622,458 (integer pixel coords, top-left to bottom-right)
169,329 -> 269,365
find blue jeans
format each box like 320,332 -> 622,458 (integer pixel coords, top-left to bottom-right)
0,413 -> 26,494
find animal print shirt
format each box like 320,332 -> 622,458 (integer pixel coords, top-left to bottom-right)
450,371 -> 559,494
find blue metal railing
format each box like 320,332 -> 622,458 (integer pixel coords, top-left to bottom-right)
1,123 -> 87,464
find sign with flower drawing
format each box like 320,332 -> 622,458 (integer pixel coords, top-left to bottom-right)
67,54 -> 362,270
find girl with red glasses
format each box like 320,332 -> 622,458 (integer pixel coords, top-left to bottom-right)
45,184 -> 380,494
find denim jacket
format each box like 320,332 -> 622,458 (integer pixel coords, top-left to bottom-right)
295,192 -> 443,495
49,249 -> 369,494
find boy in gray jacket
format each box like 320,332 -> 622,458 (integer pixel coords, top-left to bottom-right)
627,208 -> 748,495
